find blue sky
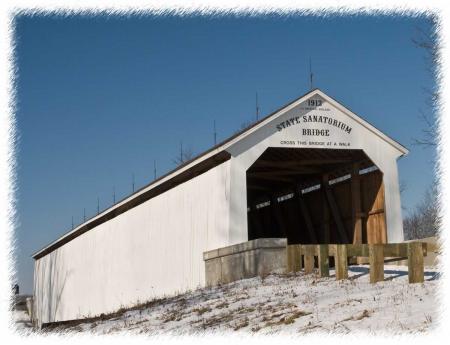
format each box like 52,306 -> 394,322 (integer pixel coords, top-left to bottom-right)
14,14 -> 436,294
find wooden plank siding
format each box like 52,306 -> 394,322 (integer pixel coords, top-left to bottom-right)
361,171 -> 387,244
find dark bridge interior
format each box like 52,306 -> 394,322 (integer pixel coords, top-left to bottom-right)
246,148 -> 387,245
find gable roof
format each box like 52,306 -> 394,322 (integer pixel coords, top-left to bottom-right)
32,88 -> 408,259
222,88 -> 408,155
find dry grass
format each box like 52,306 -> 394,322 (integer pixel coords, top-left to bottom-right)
215,301 -> 229,309
197,312 -> 234,329
340,309 -> 372,322
236,306 -> 256,314
162,308 -> 184,323
261,309 -> 311,329
232,317 -> 249,331
38,266 -> 437,335
193,306 -> 211,316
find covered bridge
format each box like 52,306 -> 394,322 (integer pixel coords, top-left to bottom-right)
32,88 -> 407,326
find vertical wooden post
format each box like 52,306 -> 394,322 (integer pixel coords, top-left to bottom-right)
335,244 -> 348,280
324,188 -> 350,243
322,174 -> 330,244
298,192 -> 318,243
250,204 -> 264,239
286,245 -> 302,273
271,196 -> 286,238
408,242 -> 424,284
304,246 -> 315,274
351,163 -> 362,245
369,244 -> 384,283
318,244 -> 329,277
286,245 -> 293,273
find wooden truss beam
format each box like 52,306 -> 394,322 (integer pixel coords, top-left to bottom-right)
271,196 -> 286,238
254,158 -> 355,168
246,174 -> 293,183
297,191 -> 318,243
248,169 -> 320,177
324,186 -> 350,243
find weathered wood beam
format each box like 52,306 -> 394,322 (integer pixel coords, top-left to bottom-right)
367,208 -> 385,216
345,243 -> 427,257
250,164 -> 315,172
254,158 -> 355,168
300,244 -> 319,255
334,244 -> 348,280
318,244 -> 330,277
303,245 -> 315,274
300,162 -> 370,189
249,206 -> 265,238
369,244 -> 384,283
299,243 -> 427,259
293,242 -> 427,285
294,161 -> 366,193
298,192 -> 318,243
247,174 -> 294,183
408,242 -> 424,283
322,174 -> 330,244
324,186 -> 350,243
249,170 -> 320,177
286,245 -> 302,273
271,196 -> 286,238
351,163 -> 363,245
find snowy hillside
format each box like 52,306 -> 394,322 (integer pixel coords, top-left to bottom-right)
24,265 -> 439,335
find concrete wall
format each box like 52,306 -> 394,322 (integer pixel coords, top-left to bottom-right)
203,238 -> 287,286
33,160 -> 231,325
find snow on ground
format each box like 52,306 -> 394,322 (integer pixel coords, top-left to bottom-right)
36,265 -> 439,335
12,309 -> 34,335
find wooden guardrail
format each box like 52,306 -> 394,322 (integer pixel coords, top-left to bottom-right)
286,242 -> 427,284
